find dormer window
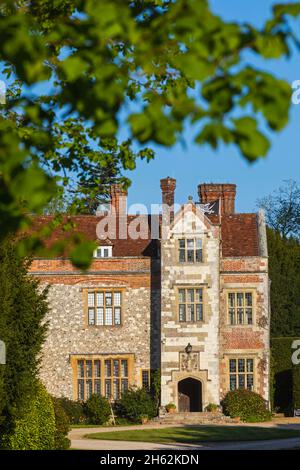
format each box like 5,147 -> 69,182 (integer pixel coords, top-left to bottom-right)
93,246 -> 113,258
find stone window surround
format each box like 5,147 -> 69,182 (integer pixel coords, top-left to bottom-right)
178,237 -> 203,263
70,353 -> 134,401
224,288 -> 257,327
175,285 -> 207,324
172,233 -> 210,265
223,353 -> 257,394
82,287 -> 126,328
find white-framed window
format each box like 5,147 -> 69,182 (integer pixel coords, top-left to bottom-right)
178,239 -> 203,263
87,290 -> 122,326
93,246 -> 113,258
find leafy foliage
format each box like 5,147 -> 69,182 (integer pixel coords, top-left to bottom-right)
2,382 -> 56,450
267,228 -> 300,337
271,337 -> 300,414
0,240 -> 48,440
51,397 -> 71,450
56,397 -> 86,425
222,390 -> 272,423
85,394 -> 111,425
115,388 -> 157,423
1,1 -> 300,265
258,181 -> 300,239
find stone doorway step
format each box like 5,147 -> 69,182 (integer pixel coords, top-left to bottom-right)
154,412 -> 237,425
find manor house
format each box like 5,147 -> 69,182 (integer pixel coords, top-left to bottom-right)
30,179 -> 270,412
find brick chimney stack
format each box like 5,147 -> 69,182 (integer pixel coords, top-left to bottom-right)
198,183 -> 236,215
110,183 -> 127,217
160,177 -> 177,224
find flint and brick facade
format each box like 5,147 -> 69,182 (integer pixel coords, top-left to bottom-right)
29,179 -> 270,411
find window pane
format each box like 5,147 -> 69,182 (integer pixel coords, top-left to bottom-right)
238,359 -> 245,372
103,249 -> 109,258
121,360 -> 128,377
179,304 -> 186,322
121,379 -> 128,393
237,293 -> 244,307
230,375 -> 236,390
229,359 -> 236,373
246,308 -> 253,325
78,379 -> 84,400
94,360 -> 101,378
105,308 -> 113,325
245,293 -> 252,306
78,360 -> 84,378
142,370 -> 150,389
179,239 -> 185,249
114,292 -> 121,306
105,360 -> 111,377
179,250 -> 186,262
105,379 -> 111,399
247,359 -> 254,373
229,308 -> 235,325
187,304 -> 194,322
88,292 -> 95,307
97,308 -> 104,325
105,293 -> 112,306
196,239 -> 202,249
86,379 -> 93,399
187,239 -> 194,249
195,289 -> 203,303
247,374 -> 254,391
178,289 -> 186,303
88,308 -> 95,325
238,374 -> 245,389
237,308 -> 244,324
94,379 -> 101,395
228,293 -> 235,307
114,307 -> 121,325
113,360 -> 119,377
187,250 -> 194,262
113,379 -> 120,400
196,304 -> 203,321
86,360 -> 92,378
96,292 -> 104,306
187,289 -> 194,303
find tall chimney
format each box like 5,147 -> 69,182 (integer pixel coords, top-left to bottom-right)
110,183 -> 127,217
160,177 -> 176,224
198,183 -> 236,215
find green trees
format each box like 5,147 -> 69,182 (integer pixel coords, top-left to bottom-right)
267,228 -> 300,338
1,1 -> 300,265
0,240 -> 49,446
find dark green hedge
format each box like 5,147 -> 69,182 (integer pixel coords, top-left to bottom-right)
293,364 -> 300,410
271,337 -> 300,414
222,389 -> 271,422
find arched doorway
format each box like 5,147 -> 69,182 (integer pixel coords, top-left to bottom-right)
178,378 -> 202,412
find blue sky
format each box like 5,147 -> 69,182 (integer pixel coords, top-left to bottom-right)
125,0 -> 300,213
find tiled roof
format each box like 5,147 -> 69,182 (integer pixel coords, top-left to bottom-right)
30,212 -> 260,259
221,214 -> 259,257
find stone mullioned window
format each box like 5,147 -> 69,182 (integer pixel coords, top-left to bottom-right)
76,357 -> 130,401
227,291 -> 254,325
178,288 -> 204,322
178,238 -> 203,263
229,358 -> 254,391
86,290 -> 122,326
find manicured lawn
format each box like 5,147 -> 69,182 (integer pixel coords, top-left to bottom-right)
85,426 -> 300,444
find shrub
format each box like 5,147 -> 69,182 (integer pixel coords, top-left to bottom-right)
115,388 -> 157,423
52,397 -> 71,450
165,403 -> 176,412
85,394 -> 111,425
57,397 -> 86,424
3,382 -> 56,450
222,390 -> 272,423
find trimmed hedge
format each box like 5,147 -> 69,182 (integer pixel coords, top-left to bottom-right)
3,382 -> 56,450
85,394 -> 111,425
271,337 -> 300,414
115,388 -> 157,423
52,397 -> 71,450
293,364 -> 300,410
222,390 -> 272,423
57,397 -> 86,424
